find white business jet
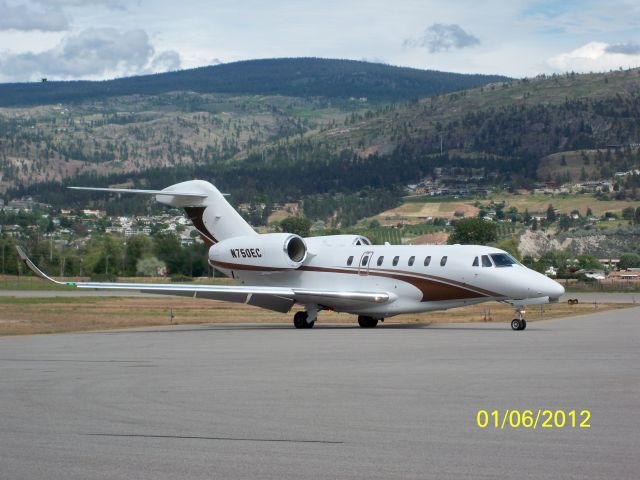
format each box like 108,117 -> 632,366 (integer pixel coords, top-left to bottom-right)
17,180 -> 564,330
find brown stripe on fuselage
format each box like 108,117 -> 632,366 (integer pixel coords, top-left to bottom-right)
299,265 -> 499,302
370,266 -> 501,298
210,260 -> 285,272
210,260 -> 501,302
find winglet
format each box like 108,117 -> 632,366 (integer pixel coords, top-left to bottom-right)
15,246 -> 69,286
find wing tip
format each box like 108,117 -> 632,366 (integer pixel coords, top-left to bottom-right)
15,246 -> 67,286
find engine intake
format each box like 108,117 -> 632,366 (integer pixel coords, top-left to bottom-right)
286,235 -> 307,262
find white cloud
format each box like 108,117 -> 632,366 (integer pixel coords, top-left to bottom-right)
0,1 -> 69,31
605,42 -> 640,55
150,50 -> 181,72
34,0 -> 127,9
0,27 -> 181,81
404,23 -> 480,53
548,41 -> 640,72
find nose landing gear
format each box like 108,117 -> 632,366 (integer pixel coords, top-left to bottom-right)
511,308 -> 527,331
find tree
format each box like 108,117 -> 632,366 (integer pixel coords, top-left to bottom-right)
576,255 -> 602,270
618,253 -> 640,270
153,232 -> 185,274
136,256 -> 166,276
622,206 -> 636,220
280,216 -> 312,237
546,204 -> 557,223
539,249 -> 571,277
558,215 -> 572,230
125,235 -> 153,276
447,218 -> 497,245
83,234 -> 123,277
495,238 -> 521,260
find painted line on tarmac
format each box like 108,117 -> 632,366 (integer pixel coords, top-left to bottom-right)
85,433 -> 344,444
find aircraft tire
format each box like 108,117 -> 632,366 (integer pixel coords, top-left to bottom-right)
293,311 -> 308,329
358,316 -> 378,328
511,318 -> 522,331
520,319 -> 527,330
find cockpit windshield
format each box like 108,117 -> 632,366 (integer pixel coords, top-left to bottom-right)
490,253 -> 519,267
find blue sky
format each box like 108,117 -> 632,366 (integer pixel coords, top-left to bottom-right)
0,0 -> 639,82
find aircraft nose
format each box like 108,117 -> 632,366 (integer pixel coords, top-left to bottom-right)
546,277 -> 565,300
519,269 -> 565,301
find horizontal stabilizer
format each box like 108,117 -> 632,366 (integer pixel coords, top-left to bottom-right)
68,187 -> 208,198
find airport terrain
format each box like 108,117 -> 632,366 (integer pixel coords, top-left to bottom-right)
1,307 -> 638,479
0,291 -> 632,336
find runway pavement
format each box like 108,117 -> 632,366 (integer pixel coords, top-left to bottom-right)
0,308 -> 639,479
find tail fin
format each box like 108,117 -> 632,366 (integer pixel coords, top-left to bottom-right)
70,180 -> 256,245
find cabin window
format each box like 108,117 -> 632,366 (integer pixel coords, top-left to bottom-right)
361,255 -> 369,266
347,256 -> 354,266
440,256 -> 448,266
408,256 -> 415,266
472,256 -> 479,267
490,253 -> 517,267
481,255 -> 492,267
424,256 -> 431,267
393,256 -> 399,266
377,256 -> 384,266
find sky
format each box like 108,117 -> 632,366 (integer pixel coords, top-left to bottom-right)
0,0 -> 640,82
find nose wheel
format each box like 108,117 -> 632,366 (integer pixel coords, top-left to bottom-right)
511,308 -> 527,330
511,318 -> 527,330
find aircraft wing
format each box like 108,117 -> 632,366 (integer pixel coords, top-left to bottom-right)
16,247 -> 390,313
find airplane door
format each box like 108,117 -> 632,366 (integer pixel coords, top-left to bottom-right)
358,251 -> 374,276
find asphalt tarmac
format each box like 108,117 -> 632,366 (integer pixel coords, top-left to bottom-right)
1,307 -> 639,479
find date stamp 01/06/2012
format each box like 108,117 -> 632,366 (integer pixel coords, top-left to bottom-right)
476,409 -> 591,429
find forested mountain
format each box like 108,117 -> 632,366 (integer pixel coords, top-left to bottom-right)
2,63 -> 640,224
0,58 -> 509,107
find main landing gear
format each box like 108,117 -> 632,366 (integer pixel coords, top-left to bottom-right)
358,315 -> 379,328
511,308 -> 527,331
293,311 -> 315,329
293,309 -> 383,329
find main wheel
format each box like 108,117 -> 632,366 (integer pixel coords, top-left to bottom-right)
293,311 -> 308,329
358,316 -> 379,328
520,319 -> 527,330
511,318 -> 522,331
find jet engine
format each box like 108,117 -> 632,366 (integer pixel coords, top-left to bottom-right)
209,233 -> 307,271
